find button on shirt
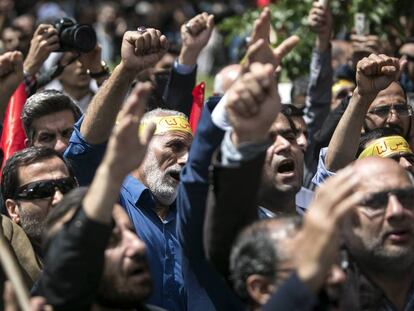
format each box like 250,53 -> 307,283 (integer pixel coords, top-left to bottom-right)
64,119 -> 186,311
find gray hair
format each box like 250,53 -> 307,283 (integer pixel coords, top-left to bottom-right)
141,108 -> 186,123
229,216 -> 302,303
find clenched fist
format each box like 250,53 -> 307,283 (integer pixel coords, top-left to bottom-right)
121,28 -> 169,74
356,54 -> 404,96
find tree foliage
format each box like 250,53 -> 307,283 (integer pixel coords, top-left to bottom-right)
218,0 -> 414,80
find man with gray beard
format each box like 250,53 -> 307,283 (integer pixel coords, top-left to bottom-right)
342,157 -> 414,311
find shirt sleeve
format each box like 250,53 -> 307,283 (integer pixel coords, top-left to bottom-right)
304,48 -> 332,167
64,116 -> 108,186
311,147 -> 336,187
173,60 -> 196,75
220,130 -> 271,166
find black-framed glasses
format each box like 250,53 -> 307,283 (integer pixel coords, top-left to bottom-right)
14,177 -> 78,200
359,186 -> 414,217
368,104 -> 412,119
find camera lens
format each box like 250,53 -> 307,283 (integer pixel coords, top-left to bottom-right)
58,21 -> 97,53
71,25 -> 97,53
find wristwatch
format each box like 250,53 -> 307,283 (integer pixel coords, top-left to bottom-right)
87,61 -> 110,79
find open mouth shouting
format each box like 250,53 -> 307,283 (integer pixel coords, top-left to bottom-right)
277,159 -> 296,176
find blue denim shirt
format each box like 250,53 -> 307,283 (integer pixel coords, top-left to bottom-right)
311,147 -> 335,188
119,175 -> 186,311
64,118 -> 186,311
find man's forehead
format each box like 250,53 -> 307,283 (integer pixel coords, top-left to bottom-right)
31,110 -> 75,131
152,130 -> 193,145
371,83 -> 406,107
270,114 -> 292,133
17,156 -> 69,185
354,158 -> 411,192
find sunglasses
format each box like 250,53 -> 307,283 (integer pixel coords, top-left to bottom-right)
14,177 -> 78,200
359,186 -> 414,217
368,104 -> 412,119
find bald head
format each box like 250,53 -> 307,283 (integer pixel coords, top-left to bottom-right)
352,157 -> 412,194
214,64 -> 241,95
342,157 -> 414,276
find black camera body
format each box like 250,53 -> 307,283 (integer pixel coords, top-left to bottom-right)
54,17 -> 97,53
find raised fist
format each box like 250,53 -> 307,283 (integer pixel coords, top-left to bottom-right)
226,62 -> 280,145
121,28 -> 169,73
181,12 -> 214,53
0,51 -> 24,92
308,2 -> 332,36
356,54 -> 403,96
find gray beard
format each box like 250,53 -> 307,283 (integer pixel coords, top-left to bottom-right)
348,242 -> 414,277
143,156 -> 180,206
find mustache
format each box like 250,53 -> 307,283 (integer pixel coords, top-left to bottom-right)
386,124 -> 405,135
164,165 -> 182,175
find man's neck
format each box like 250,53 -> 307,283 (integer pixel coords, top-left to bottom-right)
259,190 -> 296,215
154,203 -> 170,221
131,170 -> 170,221
62,84 -> 91,101
365,267 -> 414,311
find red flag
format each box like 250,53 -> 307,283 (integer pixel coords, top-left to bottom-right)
189,82 -> 205,133
257,0 -> 271,7
0,83 -> 27,168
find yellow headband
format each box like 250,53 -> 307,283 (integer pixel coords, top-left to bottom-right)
358,135 -> 413,159
332,79 -> 355,96
139,115 -> 193,136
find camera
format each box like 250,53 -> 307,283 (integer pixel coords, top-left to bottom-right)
54,17 -> 97,53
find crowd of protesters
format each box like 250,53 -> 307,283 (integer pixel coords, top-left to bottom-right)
0,0 -> 414,310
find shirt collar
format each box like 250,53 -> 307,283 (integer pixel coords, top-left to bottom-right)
122,175 -> 152,206
122,174 -> 177,215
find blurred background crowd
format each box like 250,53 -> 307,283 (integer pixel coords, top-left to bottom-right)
2,0 -> 413,99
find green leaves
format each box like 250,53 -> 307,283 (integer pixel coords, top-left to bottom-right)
218,0 -> 413,80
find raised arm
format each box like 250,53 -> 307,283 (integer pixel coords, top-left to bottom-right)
80,28 -> 168,144
243,7 -> 299,73
205,62 -> 281,278
0,51 -> 24,121
39,83 -> 154,309
164,12 -> 214,116
82,82 -> 154,224
325,54 -> 403,171
263,165 -> 364,310
304,1 -> 333,141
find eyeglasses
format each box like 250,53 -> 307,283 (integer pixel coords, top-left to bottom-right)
359,186 -> 414,217
367,104 -> 412,119
14,177 -> 78,200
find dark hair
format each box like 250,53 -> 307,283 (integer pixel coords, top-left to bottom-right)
356,127 -> 402,158
229,217 -> 301,303
281,104 -> 304,117
21,90 -> 82,141
1,147 -> 74,202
